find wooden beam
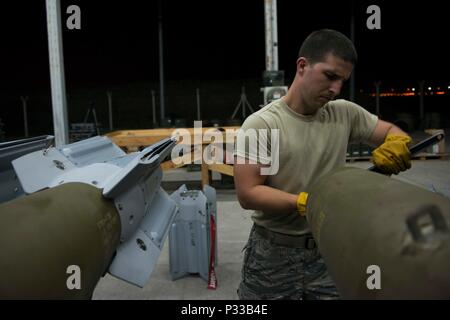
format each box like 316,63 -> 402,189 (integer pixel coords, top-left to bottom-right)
208,164 -> 234,177
160,151 -> 202,171
106,126 -> 239,150
201,144 -> 211,187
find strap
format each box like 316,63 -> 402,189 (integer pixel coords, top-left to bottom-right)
207,214 -> 217,290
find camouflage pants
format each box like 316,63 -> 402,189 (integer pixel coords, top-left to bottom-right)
237,225 -> 339,300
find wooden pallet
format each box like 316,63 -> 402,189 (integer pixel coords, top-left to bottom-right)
413,153 -> 450,160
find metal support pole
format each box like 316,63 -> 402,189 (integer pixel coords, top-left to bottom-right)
151,90 -> 157,127
196,88 -> 201,120
271,0 -> 278,71
374,81 -> 381,116
231,86 -> 254,119
242,87 -> 246,119
158,0 -> 165,122
264,0 -> 278,71
46,0 -> 69,146
107,91 -> 113,131
419,80 -> 425,121
92,108 -> 100,136
20,96 -> 29,137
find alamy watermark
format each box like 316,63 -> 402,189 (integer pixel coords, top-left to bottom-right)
65,5 -> 379,31
66,265 -> 81,290
170,121 -> 280,175
366,5 -> 381,30
366,265 -> 381,290
66,5 -> 81,30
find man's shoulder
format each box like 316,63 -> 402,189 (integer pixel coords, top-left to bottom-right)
242,100 -> 284,129
324,99 -> 369,115
254,99 -> 286,117
326,99 -> 358,109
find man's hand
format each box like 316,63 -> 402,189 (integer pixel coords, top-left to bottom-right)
296,192 -> 308,216
372,134 -> 412,175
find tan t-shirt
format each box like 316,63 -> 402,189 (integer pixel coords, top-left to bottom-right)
234,98 -> 378,235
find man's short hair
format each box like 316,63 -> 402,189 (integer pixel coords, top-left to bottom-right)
298,29 -> 357,65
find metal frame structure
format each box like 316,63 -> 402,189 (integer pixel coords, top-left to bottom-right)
46,0 -> 69,146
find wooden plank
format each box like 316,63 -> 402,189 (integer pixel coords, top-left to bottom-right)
106,126 -> 240,150
201,163 -> 211,187
160,150 -> 203,171
413,153 -> 450,160
208,163 -> 234,177
201,144 -> 211,187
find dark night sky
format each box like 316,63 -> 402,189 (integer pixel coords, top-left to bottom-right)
1,0 -> 449,94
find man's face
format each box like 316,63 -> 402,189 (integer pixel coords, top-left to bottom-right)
298,53 -> 353,113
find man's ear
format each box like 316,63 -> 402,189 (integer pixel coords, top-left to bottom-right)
296,57 -> 307,76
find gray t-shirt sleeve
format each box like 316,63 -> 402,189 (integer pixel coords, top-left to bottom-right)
345,101 -> 379,144
233,113 -> 273,164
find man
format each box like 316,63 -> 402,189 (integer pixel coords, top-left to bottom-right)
233,29 -> 412,300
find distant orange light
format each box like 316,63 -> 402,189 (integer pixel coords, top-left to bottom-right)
370,91 -> 445,97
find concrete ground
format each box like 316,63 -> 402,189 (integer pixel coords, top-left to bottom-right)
93,157 -> 450,300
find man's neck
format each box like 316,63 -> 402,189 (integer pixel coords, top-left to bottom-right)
283,90 -> 316,116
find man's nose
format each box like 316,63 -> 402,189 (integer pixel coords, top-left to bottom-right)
329,80 -> 343,96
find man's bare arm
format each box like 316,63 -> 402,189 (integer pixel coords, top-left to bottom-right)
367,119 -> 410,147
233,156 -> 297,213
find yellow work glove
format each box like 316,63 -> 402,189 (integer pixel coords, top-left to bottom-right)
372,134 -> 412,175
296,192 -> 308,216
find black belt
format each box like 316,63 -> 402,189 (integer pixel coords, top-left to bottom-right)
253,224 -> 317,249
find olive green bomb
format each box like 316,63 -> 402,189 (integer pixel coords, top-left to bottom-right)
0,183 -> 121,299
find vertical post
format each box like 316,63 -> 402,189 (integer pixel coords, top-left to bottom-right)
196,88 -> 201,120
271,0 -> 278,71
419,80 -> 425,122
92,108 -> 100,136
151,90 -> 157,127
201,144 -> 212,187
374,81 -> 381,116
46,0 -> 69,146
242,87 -> 246,119
107,91 -> 113,131
158,0 -> 165,122
20,96 -> 29,137
264,0 -> 278,71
